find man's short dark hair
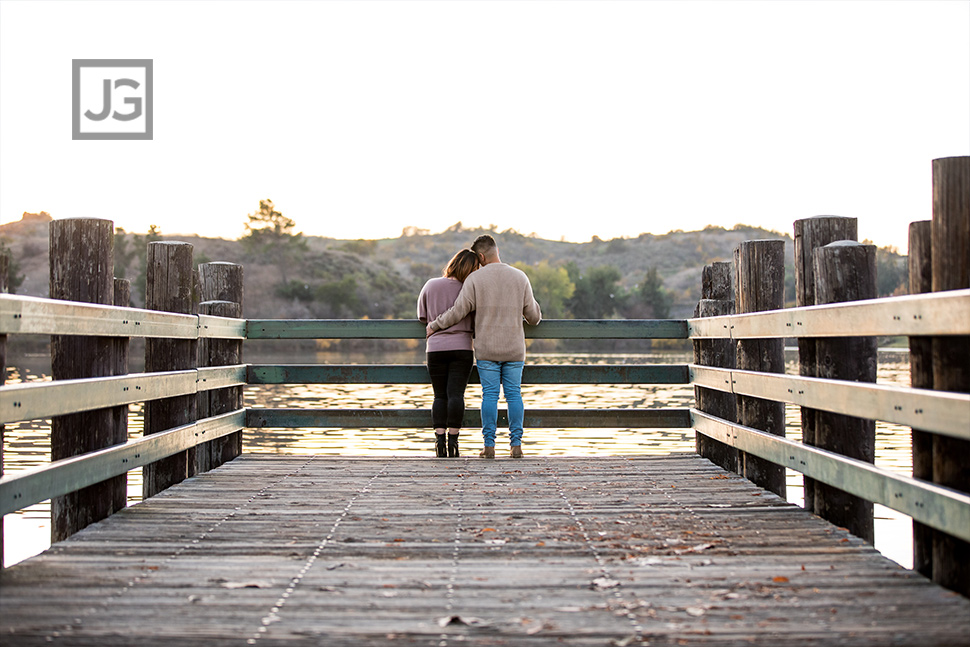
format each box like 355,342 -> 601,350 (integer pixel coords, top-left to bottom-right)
471,234 -> 496,256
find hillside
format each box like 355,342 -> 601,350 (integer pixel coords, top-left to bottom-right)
1,214 -> 907,322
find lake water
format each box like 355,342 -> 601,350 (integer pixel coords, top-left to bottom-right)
2,347 -> 915,570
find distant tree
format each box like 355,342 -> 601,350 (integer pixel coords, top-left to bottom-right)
606,238 -> 629,254
242,199 -> 308,285
340,239 -> 377,256
317,276 -> 360,315
875,245 -> 908,296
0,239 -> 25,293
194,251 -> 213,268
277,280 -> 315,303
514,261 -> 575,319
113,227 -> 137,279
565,262 -> 623,319
638,267 -> 672,319
409,262 -> 437,282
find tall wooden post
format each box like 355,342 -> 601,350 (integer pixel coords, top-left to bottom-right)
735,240 -> 786,497
930,155 -> 970,595
197,262 -> 244,472
693,261 -> 738,472
1,253 -> 8,566
143,242 -> 196,498
50,219 -> 126,541
793,216 -> 857,512
813,241 -> 877,544
907,221 -> 933,577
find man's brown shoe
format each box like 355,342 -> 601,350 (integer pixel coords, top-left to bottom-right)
511,446 -> 523,459
479,447 -> 495,459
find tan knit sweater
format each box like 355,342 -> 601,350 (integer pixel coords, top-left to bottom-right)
428,262 -> 541,362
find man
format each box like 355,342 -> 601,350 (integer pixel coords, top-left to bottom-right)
426,234 -> 542,458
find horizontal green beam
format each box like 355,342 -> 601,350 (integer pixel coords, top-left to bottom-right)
247,364 -> 689,385
246,408 -> 691,429
245,319 -> 688,340
526,319 -> 686,339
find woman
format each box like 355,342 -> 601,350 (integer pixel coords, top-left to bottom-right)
417,249 -> 479,458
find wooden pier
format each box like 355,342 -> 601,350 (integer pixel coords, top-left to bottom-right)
2,157 -> 969,644
2,454 -> 968,646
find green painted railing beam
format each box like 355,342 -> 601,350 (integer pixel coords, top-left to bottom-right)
248,364 -> 689,385
245,319 -> 688,340
247,408 -> 691,429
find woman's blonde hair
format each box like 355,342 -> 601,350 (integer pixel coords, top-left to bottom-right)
443,248 -> 480,282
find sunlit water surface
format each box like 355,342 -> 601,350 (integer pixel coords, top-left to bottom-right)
3,349 -> 914,570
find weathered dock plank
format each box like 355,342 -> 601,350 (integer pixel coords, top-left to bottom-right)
2,454 -> 968,646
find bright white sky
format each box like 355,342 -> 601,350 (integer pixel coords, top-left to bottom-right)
1,1 -> 967,251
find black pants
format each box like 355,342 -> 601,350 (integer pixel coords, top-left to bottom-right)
427,350 -> 475,429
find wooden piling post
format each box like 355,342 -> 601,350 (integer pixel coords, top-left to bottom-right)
693,261 -> 738,472
108,278 -> 130,514
908,221 -> 933,577
1,253 -> 8,566
49,219 -> 126,542
813,241 -> 877,544
143,242 -> 196,499
198,301 -> 243,472
793,216 -> 858,512
197,262 -> 244,472
735,240 -> 786,497
198,262 -> 244,306
930,155 -> 970,595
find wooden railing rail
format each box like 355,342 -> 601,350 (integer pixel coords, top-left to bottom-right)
0,365 -> 248,425
691,410 -> 970,543
246,318 -> 687,340
690,365 -> 970,441
0,293 -> 246,339
0,411 -> 245,516
688,289 -> 970,339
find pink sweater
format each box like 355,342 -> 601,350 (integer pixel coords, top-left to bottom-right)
417,277 -> 474,352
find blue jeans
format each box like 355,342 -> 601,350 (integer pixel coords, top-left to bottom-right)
477,360 -> 524,447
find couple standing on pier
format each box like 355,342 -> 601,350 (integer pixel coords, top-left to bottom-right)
418,234 -> 542,459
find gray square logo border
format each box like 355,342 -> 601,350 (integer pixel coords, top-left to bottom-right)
72,59 -> 153,140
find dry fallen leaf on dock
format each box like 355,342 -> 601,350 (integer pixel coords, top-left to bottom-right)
221,581 -> 272,589
592,576 -> 620,590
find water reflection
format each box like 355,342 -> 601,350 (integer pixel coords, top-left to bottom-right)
3,348 -> 916,569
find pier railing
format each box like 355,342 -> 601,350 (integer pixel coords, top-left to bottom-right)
689,289 -> 970,545
245,318 -> 688,430
3,291 -> 968,545
1,301 -> 691,522
0,293 -> 248,516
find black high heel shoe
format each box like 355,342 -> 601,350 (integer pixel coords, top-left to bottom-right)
447,435 -> 459,458
435,434 -> 447,458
